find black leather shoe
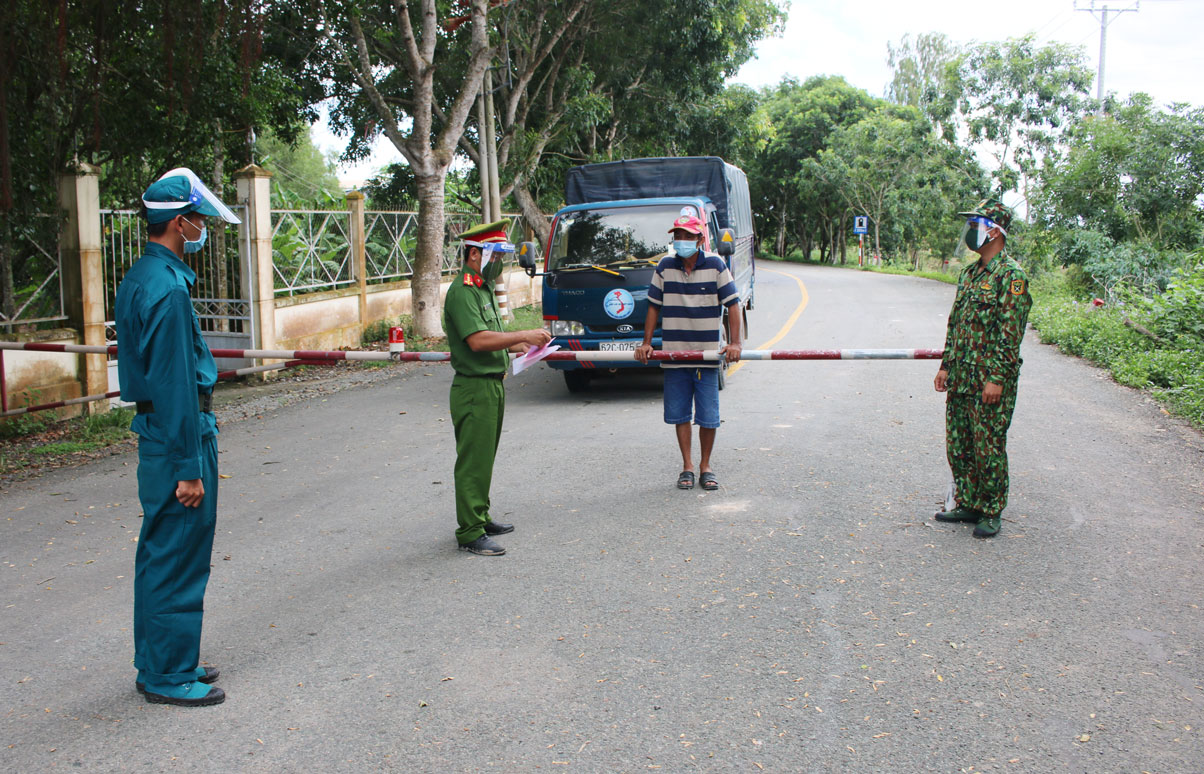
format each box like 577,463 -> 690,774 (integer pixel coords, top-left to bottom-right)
934,505 -> 981,523
459,535 -> 506,555
137,666 -> 219,694
483,521 -> 514,535
144,683 -> 226,707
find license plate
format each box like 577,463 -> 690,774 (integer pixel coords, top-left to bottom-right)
598,341 -> 637,352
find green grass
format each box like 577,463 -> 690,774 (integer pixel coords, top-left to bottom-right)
759,250 -> 958,284
856,264 -> 958,285
505,303 -> 544,332
1029,271 -> 1204,427
1,406 -> 135,475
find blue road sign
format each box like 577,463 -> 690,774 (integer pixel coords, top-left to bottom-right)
853,216 -> 868,235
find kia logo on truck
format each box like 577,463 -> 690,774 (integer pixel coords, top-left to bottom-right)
617,324 -> 634,333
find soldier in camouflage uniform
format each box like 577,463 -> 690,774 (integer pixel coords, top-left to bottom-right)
933,198 -> 1032,538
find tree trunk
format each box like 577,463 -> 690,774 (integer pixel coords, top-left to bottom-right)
512,183 -> 550,249
413,173 -> 448,338
775,202 -> 786,258
0,222 -> 14,323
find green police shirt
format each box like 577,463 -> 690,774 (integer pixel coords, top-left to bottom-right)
940,253 -> 1032,394
444,267 -> 508,376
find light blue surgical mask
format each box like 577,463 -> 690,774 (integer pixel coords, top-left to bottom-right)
182,218 -> 208,254
673,239 -> 699,259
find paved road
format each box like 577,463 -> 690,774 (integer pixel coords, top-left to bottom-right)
3,263 -> 1203,773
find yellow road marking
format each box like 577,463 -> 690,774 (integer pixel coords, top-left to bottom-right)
728,267 -> 809,377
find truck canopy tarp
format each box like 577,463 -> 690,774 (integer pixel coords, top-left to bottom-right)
565,156 -> 754,238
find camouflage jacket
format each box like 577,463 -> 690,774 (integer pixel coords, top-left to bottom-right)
940,254 -> 1032,393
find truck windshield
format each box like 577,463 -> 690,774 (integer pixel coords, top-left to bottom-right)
548,205 -> 684,272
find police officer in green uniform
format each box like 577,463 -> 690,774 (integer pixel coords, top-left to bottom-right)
116,168 -> 240,706
934,198 -> 1032,538
444,220 -> 552,556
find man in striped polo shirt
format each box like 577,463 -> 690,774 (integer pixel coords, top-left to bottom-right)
636,213 -> 742,491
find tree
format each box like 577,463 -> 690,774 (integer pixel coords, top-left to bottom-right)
256,128 -> 344,208
469,0 -> 786,246
936,35 -> 1093,198
1037,93 -> 1204,249
314,0 -> 493,338
814,106 -> 951,261
754,76 -> 876,258
0,0 -> 313,325
886,32 -> 960,139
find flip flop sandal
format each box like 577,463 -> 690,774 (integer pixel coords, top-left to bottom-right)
676,471 -> 695,490
700,472 -> 719,491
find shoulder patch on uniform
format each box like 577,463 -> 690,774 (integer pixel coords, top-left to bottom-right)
1010,278 -> 1027,296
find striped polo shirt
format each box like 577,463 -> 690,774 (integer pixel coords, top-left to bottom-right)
648,251 -> 739,368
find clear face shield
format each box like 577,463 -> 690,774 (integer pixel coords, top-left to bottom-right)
467,240 -> 516,282
153,167 -> 242,224
955,216 -> 1005,262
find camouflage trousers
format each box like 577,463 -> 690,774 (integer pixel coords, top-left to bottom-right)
945,383 -> 1018,517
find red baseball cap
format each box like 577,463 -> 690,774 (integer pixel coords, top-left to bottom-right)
668,214 -> 705,235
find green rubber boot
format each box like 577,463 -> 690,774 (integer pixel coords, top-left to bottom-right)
934,505 -> 980,523
973,514 -> 1002,538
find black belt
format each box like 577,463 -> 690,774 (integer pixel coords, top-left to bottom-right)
135,392 -> 213,414
460,372 -> 506,380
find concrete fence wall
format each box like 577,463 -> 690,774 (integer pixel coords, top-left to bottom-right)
1,164 -> 543,424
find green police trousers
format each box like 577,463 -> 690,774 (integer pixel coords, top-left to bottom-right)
450,373 -> 506,544
133,434 -> 218,692
945,383 -> 1018,517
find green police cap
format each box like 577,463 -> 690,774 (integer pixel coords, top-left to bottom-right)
957,197 -> 1013,233
457,219 -> 512,244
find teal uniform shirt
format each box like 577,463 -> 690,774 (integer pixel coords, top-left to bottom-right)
116,241 -> 221,692
444,267 -> 508,544
116,241 -> 218,473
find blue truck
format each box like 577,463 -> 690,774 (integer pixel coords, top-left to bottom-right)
518,156 -> 756,393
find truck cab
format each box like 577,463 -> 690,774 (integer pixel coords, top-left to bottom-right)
527,157 -> 755,393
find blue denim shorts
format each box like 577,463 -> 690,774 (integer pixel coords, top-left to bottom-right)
663,367 -> 720,428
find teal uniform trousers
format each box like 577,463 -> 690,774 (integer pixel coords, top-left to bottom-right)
116,242 -> 219,692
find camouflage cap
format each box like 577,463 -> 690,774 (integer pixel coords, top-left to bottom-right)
957,197 -> 1012,232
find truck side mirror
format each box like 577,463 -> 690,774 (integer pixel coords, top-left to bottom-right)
517,241 -> 539,276
716,228 -> 735,257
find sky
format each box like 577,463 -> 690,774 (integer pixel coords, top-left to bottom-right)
316,0 -> 1204,188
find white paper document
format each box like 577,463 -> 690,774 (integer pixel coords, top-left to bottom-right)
511,343 -> 560,375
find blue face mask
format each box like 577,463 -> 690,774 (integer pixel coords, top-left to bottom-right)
673,239 -> 699,258
182,218 -> 208,254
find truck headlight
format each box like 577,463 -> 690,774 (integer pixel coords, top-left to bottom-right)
548,320 -> 585,336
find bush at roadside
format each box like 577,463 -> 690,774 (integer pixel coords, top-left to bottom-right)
1030,262 -> 1204,427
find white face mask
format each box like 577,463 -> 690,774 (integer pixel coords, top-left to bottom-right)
182,218 -> 207,254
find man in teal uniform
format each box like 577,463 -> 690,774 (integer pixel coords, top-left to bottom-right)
116,168 -> 240,706
443,220 -> 552,556
934,197 -> 1032,538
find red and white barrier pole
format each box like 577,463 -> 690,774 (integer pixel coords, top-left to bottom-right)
0,340 -> 942,363
0,341 -> 942,417
0,390 -> 123,418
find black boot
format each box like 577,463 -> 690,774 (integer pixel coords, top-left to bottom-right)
934,505 -> 980,523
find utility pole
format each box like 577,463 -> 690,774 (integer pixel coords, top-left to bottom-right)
1075,1 -> 1140,102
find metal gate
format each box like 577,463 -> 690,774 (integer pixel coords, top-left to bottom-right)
101,206 -> 252,375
